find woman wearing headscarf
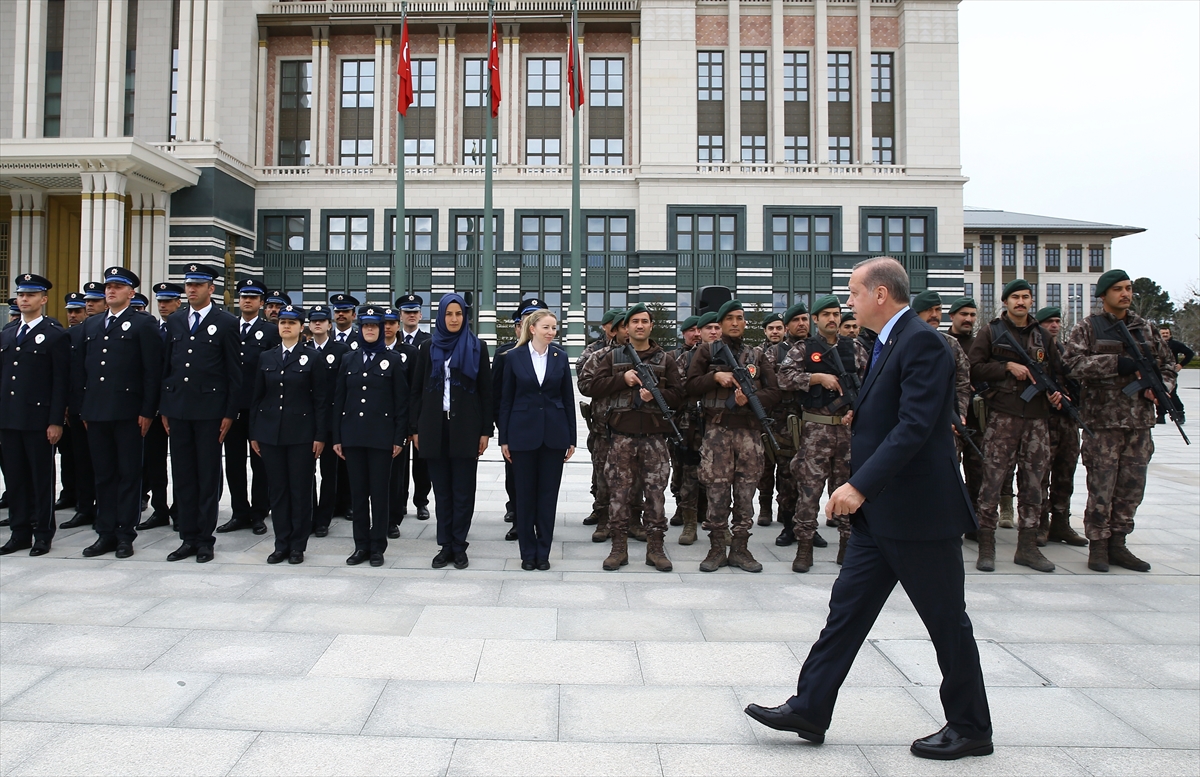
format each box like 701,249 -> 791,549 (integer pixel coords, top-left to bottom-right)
499,310 -> 576,570
410,293 -> 492,570
332,305 -> 408,568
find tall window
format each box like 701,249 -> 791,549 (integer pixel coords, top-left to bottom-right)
526,58 -> 561,165
462,59 -> 495,164
1068,283 -> 1084,322
866,215 -> 926,253
169,0 -> 179,139
963,246 -> 974,270
676,291 -> 692,320
827,52 -> 852,162
1001,241 -> 1016,268
339,60 -> 374,166
981,283 -> 995,316
327,215 -> 369,251
278,61 -> 313,166
123,0 -> 138,136
1024,241 -> 1038,270
676,214 -> 736,252
963,282 -> 973,300
587,290 -> 626,337
1089,247 -> 1105,271
697,52 -> 724,163
263,215 -> 306,251
980,240 -> 994,267
520,215 -> 565,266
404,60 -> 436,166
43,0 -> 64,137
771,214 -> 832,252
783,52 -> 809,163
740,51 -> 767,163
389,215 -> 434,251
1091,285 -> 1102,313
1045,246 -> 1060,271
1067,247 -> 1082,271
1028,284 -> 1038,307
870,52 -> 894,163
1046,283 -> 1061,309
586,215 -> 629,266
455,215 -> 499,251
589,58 -> 624,165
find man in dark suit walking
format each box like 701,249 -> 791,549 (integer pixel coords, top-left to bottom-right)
745,257 -> 992,761
160,264 -> 242,563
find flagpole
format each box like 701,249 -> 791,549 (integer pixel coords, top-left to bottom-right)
395,3 -> 408,298
568,0 -> 583,358
480,0 -> 496,344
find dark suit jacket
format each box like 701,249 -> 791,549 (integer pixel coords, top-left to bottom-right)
409,340 -> 493,459
67,322 -> 88,416
847,308 -> 975,541
400,328 -> 431,348
80,306 -> 164,422
498,343 -> 577,452
0,317 -> 69,431
332,347 -> 409,450
234,317 -> 281,410
250,344 -> 329,446
160,305 -> 242,421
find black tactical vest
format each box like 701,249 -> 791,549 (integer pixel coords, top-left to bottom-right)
610,345 -> 669,412
801,335 -> 857,411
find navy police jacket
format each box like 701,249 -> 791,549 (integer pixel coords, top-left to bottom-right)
80,306 -> 163,422
250,343 -> 329,446
332,345 -> 409,450
160,305 -> 242,421
0,317 -> 69,431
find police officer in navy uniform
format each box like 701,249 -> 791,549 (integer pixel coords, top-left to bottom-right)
130,292 -> 150,311
77,267 -> 164,558
328,293 -> 360,518
58,288 -> 103,531
265,290 -> 290,324
54,293 -> 87,516
160,264 -> 242,563
305,303 -> 349,537
138,282 -> 184,531
332,306 -> 409,567
250,304 -> 328,564
381,307 -> 419,538
0,274 -> 69,556
81,282 -> 107,317
394,293 -> 432,521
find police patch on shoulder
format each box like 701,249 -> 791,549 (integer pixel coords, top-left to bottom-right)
326,353 -> 336,364
747,364 -> 758,378
1035,348 -> 1045,362
400,353 -> 407,363
299,354 -> 309,366
121,321 -> 131,331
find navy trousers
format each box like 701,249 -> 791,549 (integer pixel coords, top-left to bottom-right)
510,445 -> 565,563
88,419 -> 144,544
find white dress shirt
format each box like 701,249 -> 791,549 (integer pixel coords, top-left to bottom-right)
442,360 -> 451,412
188,302 -> 214,330
528,342 -> 549,385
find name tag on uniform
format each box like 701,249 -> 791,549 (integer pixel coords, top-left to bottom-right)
326,353 -> 336,364
299,354 -> 309,365
121,321 -> 131,331
35,333 -> 45,344
207,324 -> 217,335
255,330 -> 263,340
379,359 -> 390,370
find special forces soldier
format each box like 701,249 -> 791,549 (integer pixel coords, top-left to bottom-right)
670,311 -> 718,546
1033,306 -> 1088,548
668,314 -> 701,532
948,296 -> 984,511
578,308 -> 623,530
686,300 -> 780,573
756,313 -> 787,524
1064,270 -> 1176,573
968,279 -> 1063,574
838,311 -> 859,339
760,305 -> 810,552
776,295 -> 868,572
912,291 -> 972,427
579,304 -> 684,572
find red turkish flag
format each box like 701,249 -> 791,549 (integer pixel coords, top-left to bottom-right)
489,22 -> 501,119
397,19 -> 413,116
567,18 -> 584,112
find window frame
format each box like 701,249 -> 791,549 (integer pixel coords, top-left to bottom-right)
587,56 -> 626,166
667,205 -> 746,253
277,58 -> 314,167
320,209 -> 374,253
449,209 -> 505,253
515,210 -> 570,258
259,210 -> 311,253
403,58 -> 437,167
383,209 -> 439,253
763,207 -> 842,254
338,58 -> 376,167
859,207 -> 937,255
583,210 -> 636,267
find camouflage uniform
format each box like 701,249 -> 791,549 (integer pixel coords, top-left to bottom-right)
762,337 -> 804,539
577,338 -> 612,531
953,329 -> 985,509
776,334 -> 868,568
1041,412 -> 1080,525
670,343 -> 705,541
1064,310 -> 1174,549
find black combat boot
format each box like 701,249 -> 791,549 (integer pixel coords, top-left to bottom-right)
1108,533 -> 1151,572
1047,511 -> 1088,546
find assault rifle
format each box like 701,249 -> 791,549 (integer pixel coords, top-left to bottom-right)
992,327 -> 1094,439
624,343 -> 684,446
953,417 -> 983,458
711,340 -> 781,453
1113,320 -> 1190,444
821,338 -> 861,413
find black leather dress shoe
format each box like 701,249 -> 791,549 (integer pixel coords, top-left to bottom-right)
344,508 -> 354,520
432,548 -> 453,568
137,512 -> 170,531
505,527 -> 518,541
54,494 -> 76,511
216,517 -> 250,533
503,510 -> 515,523
536,560 -> 550,571
82,538 -> 118,557
388,524 -> 400,539
140,496 -> 150,513
59,512 -> 94,529
0,538 -> 32,555
775,528 -> 796,547
0,493 -> 8,509
29,540 -> 51,557
115,543 -> 134,559
289,551 -> 304,564
267,550 -> 288,564
812,531 -> 828,548
251,519 -> 268,536
346,549 -> 370,565
314,526 -> 329,538
522,560 -> 536,571
453,551 -> 469,569
417,506 -> 430,520
195,546 -> 214,563
0,517 -> 9,527
744,703 -> 826,743
910,725 -> 993,760
167,543 -> 197,561
369,553 -> 384,567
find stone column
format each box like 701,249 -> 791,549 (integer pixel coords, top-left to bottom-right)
728,0 -> 740,163
857,0 -> 872,163
814,0 -> 828,164
770,0 -> 784,163
9,191 -> 47,278
256,28 -> 268,165
381,25 -> 392,166
202,0 -> 220,141
175,0 -> 193,138
186,0 -> 207,141
373,27 -> 385,165
631,23 -> 641,167
93,0 -> 129,137
128,192 -> 169,289
79,170 -> 127,282
435,26 -> 448,166
11,0 -> 48,138
444,25 -> 456,164
504,24 -> 519,165
309,28 -> 322,165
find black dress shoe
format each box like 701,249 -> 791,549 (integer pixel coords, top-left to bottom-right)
140,497 -> 150,513
0,538 -> 32,555
744,703 -> 826,743
29,540 -> 51,557
346,550 -> 370,565
314,526 -> 329,538
0,517 -> 9,527
0,493 -> 8,509
137,512 -> 170,531
503,510 -> 515,523
167,543 -> 197,561
82,538 -> 118,557
289,551 -> 304,564
267,550 -> 288,564
195,546 -> 214,563
417,506 -> 430,521
813,531 -> 828,548
505,527 -> 518,541
59,512 -> 94,529
216,517 -> 250,533
432,548 -> 453,568
251,520 -> 268,536
369,553 -> 384,567
522,560 -> 536,571
775,528 -> 796,547
54,495 -> 76,511
536,560 -> 550,571
344,508 -> 354,520
910,725 -> 993,760
115,543 -> 134,559
453,551 -> 469,569
388,524 -> 401,539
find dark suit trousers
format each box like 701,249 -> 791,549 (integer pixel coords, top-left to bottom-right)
344,447 -> 392,554
58,422 -> 75,501
389,447 -> 406,526
334,455 -> 351,516
88,420 -> 144,544
142,416 -> 170,513
68,415 -> 96,516
788,519 -> 991,740
426,428 -> 478,553
260,442 -> 315,554
510,446 -> 565,563
395,444 -> 431,510
224,410 -> 269,519
313,447 -> 339,528
170,418 -> 224,548
504,460 -> 516,511
1,429 -> 56,544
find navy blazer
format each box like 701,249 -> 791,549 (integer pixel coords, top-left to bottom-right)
332,347 -> 409,450
234,317 -> 281,410
80,306 -> 164,422
160,306 -> 242,421
847,309 -> 975,541
498,343 -> 577,452
250,344 -> 329,446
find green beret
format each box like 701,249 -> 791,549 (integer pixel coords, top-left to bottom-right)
783,302 -> 808,323
840,311 -> 856,324
624,302 -> 651,323
911,290 -> 942,313
811,294 -> 841,315
697,311 -> 719,328
1096,269 -> 1130,297
1035,306 -> 1062,323
1001,278 -> 1032,301
717,299 -> 744,320
600,309 -> 622,326
679,315 -> 700,332
948,296 -> 977,314
762,313 -> 783,328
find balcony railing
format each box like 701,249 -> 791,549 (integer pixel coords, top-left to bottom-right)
253,161 -> 911,181
267,0 -> 640,15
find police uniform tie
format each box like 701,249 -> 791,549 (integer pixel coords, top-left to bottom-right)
337,331 -> 347,343
16,323 -> 28,344
242,321 -> 251,339
405,333 -> 413,345
190,312 -> 201,334
105,315 -> 116,331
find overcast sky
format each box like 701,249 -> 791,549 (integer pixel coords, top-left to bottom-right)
958,0 -> 1199,302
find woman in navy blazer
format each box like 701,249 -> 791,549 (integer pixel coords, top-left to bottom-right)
499,310 -> 577,570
